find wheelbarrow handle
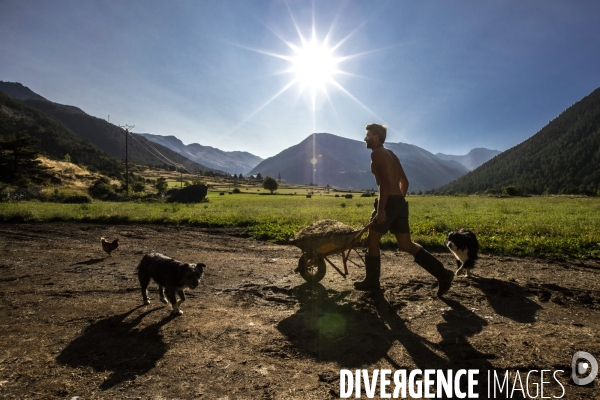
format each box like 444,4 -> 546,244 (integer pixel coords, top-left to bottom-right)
351,221 -> 375,246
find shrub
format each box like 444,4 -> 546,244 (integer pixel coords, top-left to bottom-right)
63,195 -> 92,204
191,177 -> 207,186
0,184 -> 11,202
9,187 -> 42,201
132,182 -> 146,193
89,177 -> 115,199
167,184 -> 208,203
503,186 -> 519,196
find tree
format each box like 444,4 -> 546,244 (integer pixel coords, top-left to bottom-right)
154,177 -> 168,194
0,131 -> 48,185
256,173 -> 262,180
89,177 -> 115,199
191,177 -> 207,186
132,181 -> 146,193
263,176 -> 278,194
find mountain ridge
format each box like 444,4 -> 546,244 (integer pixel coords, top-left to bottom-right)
0,81 -> 48,102
436,148 -> 501,171
248,133 -> 469,192
141,133 -> 263,175
0,81 -> 220,174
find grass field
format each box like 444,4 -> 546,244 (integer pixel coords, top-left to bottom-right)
1,194 -> 599,259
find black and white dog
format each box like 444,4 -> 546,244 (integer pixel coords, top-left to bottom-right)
446,229 -> 479,277
137,252 -> 206,315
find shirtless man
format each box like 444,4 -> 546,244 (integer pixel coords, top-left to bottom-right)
354,123 -> 454,297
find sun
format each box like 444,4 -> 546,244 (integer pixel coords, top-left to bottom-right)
225,5 -> 387,138
290,39 -> 339,93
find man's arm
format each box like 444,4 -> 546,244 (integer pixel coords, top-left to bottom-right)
372,150 -> 390,223
398,165 -> 409,196
389,150 -> 409,196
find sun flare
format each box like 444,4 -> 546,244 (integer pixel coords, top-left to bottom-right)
290,39 -> 339,93
226,5 -> 387,138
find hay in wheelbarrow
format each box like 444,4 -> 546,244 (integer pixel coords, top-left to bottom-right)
290,219 -> 370,283
290,219 -> 363,256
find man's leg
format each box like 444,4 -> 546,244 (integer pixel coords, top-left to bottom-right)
354,229 -> 384,290
367,229 -> 385,256
394,233 -> 454,297
394,232 -> 422,256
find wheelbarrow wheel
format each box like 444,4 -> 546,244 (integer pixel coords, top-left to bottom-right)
298,255 -> 326,284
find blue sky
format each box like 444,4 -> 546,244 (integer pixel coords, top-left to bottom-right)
1,0 -> 599,159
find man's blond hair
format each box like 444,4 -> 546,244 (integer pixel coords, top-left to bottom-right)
365,123 -> 387,143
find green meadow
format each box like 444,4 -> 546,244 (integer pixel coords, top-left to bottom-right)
1,194 -> 599,259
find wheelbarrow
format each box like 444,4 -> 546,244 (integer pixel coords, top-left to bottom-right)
289,222 -> 373,284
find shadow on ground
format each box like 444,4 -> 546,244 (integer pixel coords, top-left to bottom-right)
277,282 -> 524,399
471,276 -> 542,323
71,258 -> 106,266
56,306 -> 176,389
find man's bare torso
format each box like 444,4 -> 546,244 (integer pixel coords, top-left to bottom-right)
370,146 -> 406,196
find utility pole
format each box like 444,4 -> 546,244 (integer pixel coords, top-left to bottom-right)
119,124 -> 134,195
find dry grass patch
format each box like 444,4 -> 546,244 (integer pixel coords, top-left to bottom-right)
38,156 -> 110,188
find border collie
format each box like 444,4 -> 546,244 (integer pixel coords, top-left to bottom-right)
446,229 -> 479,277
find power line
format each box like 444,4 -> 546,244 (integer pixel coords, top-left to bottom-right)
128,132 -> 177,167
128,132 -> 189,173
127,132 -> 193,190
128,132 -> 180,167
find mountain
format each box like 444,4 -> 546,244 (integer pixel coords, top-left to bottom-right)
0,81 -> 221,174
438,87 -> 600,195
247,133 -> 469,192
0,91 -> 122,176
141,133 -> 263,175
436,148 -> 501,171
0,81 -> 48,102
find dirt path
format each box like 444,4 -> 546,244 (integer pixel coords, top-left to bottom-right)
0,222 -> 599,399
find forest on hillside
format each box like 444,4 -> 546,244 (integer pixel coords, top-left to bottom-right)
437,87 -> 600,195
0,92 -> 122,177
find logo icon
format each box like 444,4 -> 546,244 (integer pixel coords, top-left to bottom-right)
572,351 -> 598,386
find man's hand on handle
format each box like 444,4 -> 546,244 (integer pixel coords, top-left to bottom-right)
374,209 -> 387,224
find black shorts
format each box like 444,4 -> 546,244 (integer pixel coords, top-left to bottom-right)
370,195 -> 409,234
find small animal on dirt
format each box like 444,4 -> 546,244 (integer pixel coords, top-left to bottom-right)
136,252 -> 206,315
101,237 -> 119,257
446,229 -> 479,277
